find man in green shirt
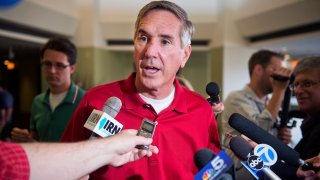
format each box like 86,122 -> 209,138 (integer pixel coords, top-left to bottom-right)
11,37 -> 85,142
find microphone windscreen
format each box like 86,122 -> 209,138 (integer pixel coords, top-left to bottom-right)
206,82 -> 220,96
228,113 -> 301,167
103,96 -> 122,118
194,148 -> 216,170
229,136 -> 252,161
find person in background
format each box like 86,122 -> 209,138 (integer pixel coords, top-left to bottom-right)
11,37 -> 85,142
61,1 -> 220,179
0,80 -> 14,141
270,56 -> 320,179
1,129 -> 159,180
292,56 -> 320,160
221,49 -> 292,179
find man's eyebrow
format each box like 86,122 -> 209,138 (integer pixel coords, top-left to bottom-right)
137,29 -> 147,35
159,34 -> 173,40
137,28 -> 174,41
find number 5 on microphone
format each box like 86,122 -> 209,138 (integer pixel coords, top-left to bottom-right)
135,119 -> 157,150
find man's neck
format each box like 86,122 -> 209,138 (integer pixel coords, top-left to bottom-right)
50,83 -> 71,94
135,80 -> 174,100
138,86 -> 174,100
248,83 -> 267,101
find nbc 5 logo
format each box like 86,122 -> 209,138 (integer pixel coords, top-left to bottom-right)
253,144 -> 278,166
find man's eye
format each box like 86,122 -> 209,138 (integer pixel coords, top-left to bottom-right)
304,81 -> 312,87
161,39 -> 171,45
44,62 -> 52,66
139,35 -> 147,42
56,63 -> 66,68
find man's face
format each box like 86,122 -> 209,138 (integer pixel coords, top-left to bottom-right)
41,49 -> 76,89
294,70 -> 320,115
133,10 -> 191,97
261,56 -> 282,94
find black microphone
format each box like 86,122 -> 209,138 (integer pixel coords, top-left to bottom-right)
206,82 -> 220,105
228,113 -> 319,172
229,136 -> 281,180
194,148 -> 235,180
194,148 -> 216,170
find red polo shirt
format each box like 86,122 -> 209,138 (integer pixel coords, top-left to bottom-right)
0,142 -> 30,180
61,73 -> 220,180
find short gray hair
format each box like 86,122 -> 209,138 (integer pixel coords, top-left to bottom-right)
134,1 -> 194,48
293,56 -> 320,76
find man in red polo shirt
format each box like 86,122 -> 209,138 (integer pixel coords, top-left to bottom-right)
61,1 -> 220,179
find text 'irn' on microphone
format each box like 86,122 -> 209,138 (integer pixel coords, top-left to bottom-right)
84,96 -> 123,139
194,148 -> 234,180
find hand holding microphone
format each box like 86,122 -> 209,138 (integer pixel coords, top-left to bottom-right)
206,82 -> 224,115
84,96 -> 123,139
296,154 -> 320,179
83,96 -> 157,151
106,129 -> 159,167
228,113 -> 320,173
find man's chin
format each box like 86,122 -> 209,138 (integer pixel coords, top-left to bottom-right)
47,82 -> 60,87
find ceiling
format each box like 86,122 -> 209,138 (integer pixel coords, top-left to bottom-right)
250,32 -> 320,59
0,0 -> 319,59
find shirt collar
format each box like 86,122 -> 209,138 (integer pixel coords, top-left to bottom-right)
244,85 -> 267,105
43,82 -> 78,104
122,73 -> 188,113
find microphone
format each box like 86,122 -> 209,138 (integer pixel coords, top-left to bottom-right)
206,82 -> 220,105
194,149 -> 234,180
228,113 -> 319,172
84,96 -> 123,139
229,136 -> 281,180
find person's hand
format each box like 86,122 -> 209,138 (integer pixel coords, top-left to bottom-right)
296,154 -> 320,179
212,102 -> 224,115
241,134 -> 258,148
277,127 -> 292,144
271,67 -> 292,91
106,129 -> 159,167
11,127 -> 35,142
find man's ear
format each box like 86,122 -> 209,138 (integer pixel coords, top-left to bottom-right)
70,64 -> 77,74
253,64 -> 264,76
180,44 -> 191,68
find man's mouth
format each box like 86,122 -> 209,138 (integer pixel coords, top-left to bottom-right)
144,66 -> 160,73
297,96 -> 309,102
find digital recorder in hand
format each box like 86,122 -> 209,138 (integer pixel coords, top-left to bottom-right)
135,119 -> 157,149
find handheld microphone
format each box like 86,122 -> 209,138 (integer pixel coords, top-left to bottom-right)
84,96 -> 123,139
194,149 -> 234,180
229,136 -> 281,180
228,113 -> 319,172
206,82 -> 220,105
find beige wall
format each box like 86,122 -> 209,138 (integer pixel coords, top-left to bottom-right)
72,47 -> 213,97
73,48 -> 133,90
